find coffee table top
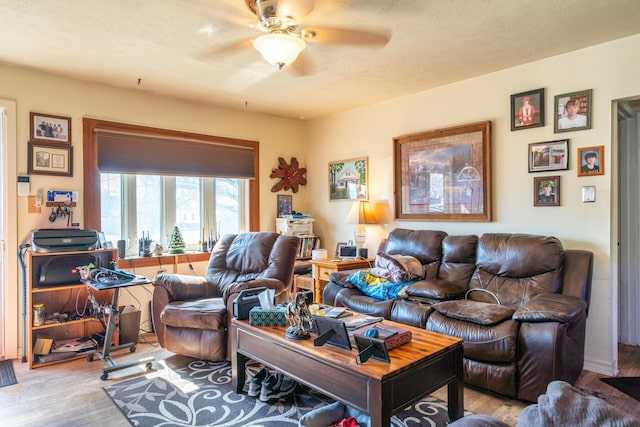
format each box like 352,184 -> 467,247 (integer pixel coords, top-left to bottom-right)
232,318 -> 462,381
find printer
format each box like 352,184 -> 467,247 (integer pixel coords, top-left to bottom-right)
31,229 -> 100,253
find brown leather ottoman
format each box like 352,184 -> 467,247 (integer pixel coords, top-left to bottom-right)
160,298 -> 227,361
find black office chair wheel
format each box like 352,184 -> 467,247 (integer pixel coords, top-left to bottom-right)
100,372 -> 109,380
145,362 -> 153,370
86,353 -> 94,362
130,345 -> 136,353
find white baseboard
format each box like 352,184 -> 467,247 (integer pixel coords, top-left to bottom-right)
583,356 -> 616,376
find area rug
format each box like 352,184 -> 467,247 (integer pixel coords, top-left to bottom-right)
104,360 -> 469,426
601,377 -> 640,401
0,359 -> 17,388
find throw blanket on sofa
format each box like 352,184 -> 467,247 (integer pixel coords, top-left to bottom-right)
345,271 -> 414,301
370,253 -> 424,282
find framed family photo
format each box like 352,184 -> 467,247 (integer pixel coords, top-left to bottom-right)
27,141 -> 73,177
528,139 -> 569,172
277,194 -> 292,217
554,89 -> 592,133
30,112 -> 72,145
329,157 -> 368,201
511,88 -> 545,131
393,121 -> 492,221
533,176 -> 560,207
577,145 -> 604,176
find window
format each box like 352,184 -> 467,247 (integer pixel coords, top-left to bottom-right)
84,118 -> 260,245
101,173 -> 246,253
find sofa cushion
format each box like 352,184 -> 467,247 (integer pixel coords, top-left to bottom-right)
433,300 -> 515,325
370,252 -> 424,282
160,298 -> 226,330
427,310 -> 518,363
513,293 -> 587,323
334,288 -> 394,319
405,279 -> 468,301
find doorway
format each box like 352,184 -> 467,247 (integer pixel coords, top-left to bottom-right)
0,99 -> 18,360
617,98 -> 640,355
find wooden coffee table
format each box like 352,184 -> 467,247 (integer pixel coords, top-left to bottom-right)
231,318 -> 463,427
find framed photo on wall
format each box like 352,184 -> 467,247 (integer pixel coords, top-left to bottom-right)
528,139 -> 569,172
329,157 -> 368,201
533,176 -> 560,207
30,112 -> 72,145
27,141 -> 73,177
511,88 -> 545,131
393,121 -> 492,221
577,145 -> 604,176
554,89 -> 592,133
277,194 -> 292,217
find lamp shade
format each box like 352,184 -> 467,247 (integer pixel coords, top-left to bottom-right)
358,200 -> 377,225
253,33 -> 306,68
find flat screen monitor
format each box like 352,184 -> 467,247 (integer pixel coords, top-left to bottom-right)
312,315 -> 352,350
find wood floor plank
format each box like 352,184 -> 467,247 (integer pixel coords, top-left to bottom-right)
0,336 -> 637,426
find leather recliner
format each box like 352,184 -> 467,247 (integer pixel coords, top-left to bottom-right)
151,232 -> 299,361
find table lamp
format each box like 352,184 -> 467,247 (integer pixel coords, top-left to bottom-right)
354,200 -> 377,247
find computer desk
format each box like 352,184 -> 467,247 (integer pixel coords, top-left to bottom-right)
85,274 -> 154,380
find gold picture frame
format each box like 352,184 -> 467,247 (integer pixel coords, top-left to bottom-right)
329,157 -> 368,201
393,121 -> 492,221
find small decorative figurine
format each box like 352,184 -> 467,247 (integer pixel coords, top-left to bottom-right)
285,291 -> 313,340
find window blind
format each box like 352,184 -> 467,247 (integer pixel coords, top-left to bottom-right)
95,130 -> 255,178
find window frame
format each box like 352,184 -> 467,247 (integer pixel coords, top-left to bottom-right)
83,118 -> 260,233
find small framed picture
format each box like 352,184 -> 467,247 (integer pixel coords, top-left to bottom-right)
27,141 -> 73,177
30,112 -> 72,145
528,139 -> 569,172
277,194 -> 292,217
97,232 -> 107,249
534,176 -> 560,207
577,146 -> 604,176
554,89 -> 592,133
511,88 -> 545,131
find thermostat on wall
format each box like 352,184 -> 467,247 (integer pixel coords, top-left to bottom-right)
582,186 -> 595,203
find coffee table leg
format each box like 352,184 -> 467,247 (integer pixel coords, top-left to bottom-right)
232,352 -> 248,393
447,347 -> 464,421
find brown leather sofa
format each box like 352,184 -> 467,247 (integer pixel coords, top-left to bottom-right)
151,232 -> 299,361
323,228 -> 593,402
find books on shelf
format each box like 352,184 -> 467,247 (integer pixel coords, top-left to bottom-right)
296,235 -> 319,259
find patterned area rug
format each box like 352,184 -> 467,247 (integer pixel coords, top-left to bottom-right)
104,360 -> 467,426
0,359 -> 17,388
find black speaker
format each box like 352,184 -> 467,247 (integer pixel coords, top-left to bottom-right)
117,240 -> 126,258
356,247 -> 368,259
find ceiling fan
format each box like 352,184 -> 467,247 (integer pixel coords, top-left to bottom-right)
195,0 -> 391,72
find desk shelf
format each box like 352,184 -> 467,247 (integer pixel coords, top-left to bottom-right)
27,248 -> 117,370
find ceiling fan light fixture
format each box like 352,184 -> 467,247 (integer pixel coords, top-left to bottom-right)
253,33 -> 305,69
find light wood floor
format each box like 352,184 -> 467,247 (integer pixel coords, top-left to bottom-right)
1,336 -> 638,426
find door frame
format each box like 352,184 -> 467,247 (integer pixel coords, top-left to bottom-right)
1,99 -> 18,360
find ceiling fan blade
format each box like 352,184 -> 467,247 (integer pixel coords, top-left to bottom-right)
288,50 -> 314,77
301,26 -> 391,46
185,0 -> 256,28
195,39 -> 254,61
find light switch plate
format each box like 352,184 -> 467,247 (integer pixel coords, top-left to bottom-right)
582,186 -> 595,202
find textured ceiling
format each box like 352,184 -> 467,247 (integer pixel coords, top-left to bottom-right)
1,0 -> 639,119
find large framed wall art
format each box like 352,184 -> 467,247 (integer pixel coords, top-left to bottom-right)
393,121 -> 492,221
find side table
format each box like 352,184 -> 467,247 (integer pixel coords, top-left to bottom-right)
310,258 -> 373,303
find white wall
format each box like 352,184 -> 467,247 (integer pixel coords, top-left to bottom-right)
0,64 -> 305,355
304,34 -> 640,374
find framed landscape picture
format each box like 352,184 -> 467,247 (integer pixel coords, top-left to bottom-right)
393,121 -> 492,221
511,88 -> 545,131
329,157 -> 368,201
528,139 -> 569,172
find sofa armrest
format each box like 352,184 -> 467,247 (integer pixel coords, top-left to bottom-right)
328,271 -> 356,288
152,273 -> 218,301
513,293 -> 587,323
405,279 -> 467,301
